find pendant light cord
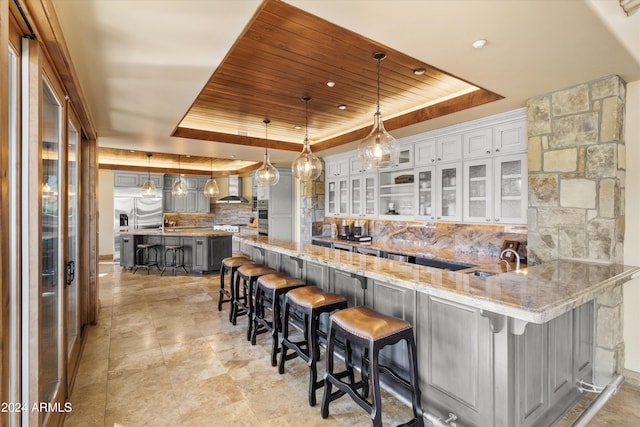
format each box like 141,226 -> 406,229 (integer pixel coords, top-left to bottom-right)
263,119 -> 270,156
376,56 -> 381,114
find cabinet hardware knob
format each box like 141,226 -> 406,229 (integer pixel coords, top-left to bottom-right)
486,218 -> 491,222
431,159 -> 435,163
495,149 -> 500,152
437,216 -> 441,219
495,218 -> 500,221
486,150 -> 491,154
437,158 -> 441,161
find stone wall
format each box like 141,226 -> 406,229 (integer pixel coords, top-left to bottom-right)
527,74 -> 627,385
527,75 -> 626,264
299,166 -> 325,243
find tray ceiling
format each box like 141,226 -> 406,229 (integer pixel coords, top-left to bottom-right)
173,0 -> 502,152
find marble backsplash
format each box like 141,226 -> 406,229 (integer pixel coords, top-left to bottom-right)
324,218 -> 527,258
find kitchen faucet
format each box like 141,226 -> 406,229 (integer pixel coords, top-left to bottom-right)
499,249 -> 521,271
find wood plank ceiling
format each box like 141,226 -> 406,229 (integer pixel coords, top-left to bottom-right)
173,0 -> 502,153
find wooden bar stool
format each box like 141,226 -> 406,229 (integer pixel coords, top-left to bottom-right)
251,273 -> 306,366
133,243 -> 161,274
219,255 -> 253,323
279,286 -> 347,406
321,306 -> 424,427
235,263 -> 277,340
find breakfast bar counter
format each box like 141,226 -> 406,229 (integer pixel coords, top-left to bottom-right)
234,234 -> 639,427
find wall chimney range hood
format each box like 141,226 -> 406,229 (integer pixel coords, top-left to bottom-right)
217,175 -> 248,203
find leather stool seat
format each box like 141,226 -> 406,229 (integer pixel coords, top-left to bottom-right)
220,256 -> 254,322
235,264 -> 277,340
252,273 -> 306,366
321,306 -> 424,427
279,286 -> 347,406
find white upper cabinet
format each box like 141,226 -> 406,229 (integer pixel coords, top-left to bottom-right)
463,159 -> 493,223
494,119 -> 527,155
436,134 -> 463,163
349,155 -> 365,175
493,153 -> 527,224
414,139 -> 437,166
326,156 -> 349,177
463,128 -> 493,159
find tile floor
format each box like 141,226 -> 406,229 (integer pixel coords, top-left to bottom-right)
64,263 -> 640,427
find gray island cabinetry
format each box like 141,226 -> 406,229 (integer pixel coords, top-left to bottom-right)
235,235 -> 638,427
120,230 -> 232,273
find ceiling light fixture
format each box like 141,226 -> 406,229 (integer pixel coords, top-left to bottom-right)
326,81 -> 335,87
337,104 -> 347,110
171,154 -> 187,197
472,39 -> 487,49
358,52 -> 399,170
254,119 -> 280,187
141,153 -> 156,196
292,96 -> 322,182
413,68 -> 426,76
203,158 -> 220,198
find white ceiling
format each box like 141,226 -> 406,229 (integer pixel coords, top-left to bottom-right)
52,0 -> 640,167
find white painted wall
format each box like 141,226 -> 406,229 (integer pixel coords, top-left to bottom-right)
623,80 -> 640,374
98,170 -> 114,257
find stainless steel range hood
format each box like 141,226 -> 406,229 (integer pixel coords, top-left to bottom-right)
217,175 -> 248,203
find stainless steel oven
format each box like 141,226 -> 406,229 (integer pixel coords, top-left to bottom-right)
257,199 -> 268,235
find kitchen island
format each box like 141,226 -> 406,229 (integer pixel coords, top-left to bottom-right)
120,229 -> 232,273
234,234 -> 639,427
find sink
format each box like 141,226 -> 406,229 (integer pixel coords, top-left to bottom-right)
414,257 -> 475,271
466,270 -> 497,278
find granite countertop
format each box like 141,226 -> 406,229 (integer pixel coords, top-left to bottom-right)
121,229 -> 234,237
235,235 -> 640,324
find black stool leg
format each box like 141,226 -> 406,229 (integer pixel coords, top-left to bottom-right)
218,265 -> 226,312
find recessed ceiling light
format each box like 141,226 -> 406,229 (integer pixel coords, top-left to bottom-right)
294,125 -> 302,130
185,155 -> 191,157
472,39 -> 487,49
337,104 -> 347,110
129,150 -> 136,153
413,68 -> 426,76
326,81 -> 335,88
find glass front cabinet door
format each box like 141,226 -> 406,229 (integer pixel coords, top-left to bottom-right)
463,159 -> 493,223
350,174 -> 378,218
494,153 -> 527,224
415,167 -> 435,220
436,163 -> 462,222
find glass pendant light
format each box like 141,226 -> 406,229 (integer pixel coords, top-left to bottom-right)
141,153 -> 156,196
254,119 -> 280,186
292,96 -> 322,181
358,52 -> 399,170
203,158 -> 220,198
171,154 -> 187,197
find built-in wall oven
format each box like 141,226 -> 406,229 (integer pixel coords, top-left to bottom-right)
257,199 -> 268,235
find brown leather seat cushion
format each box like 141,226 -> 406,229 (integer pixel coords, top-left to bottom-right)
223,256 -> 254,268
237,264 -> 275,278
286,286 -> 346,309
330,306 -> 411,341
257,273 -> 305,290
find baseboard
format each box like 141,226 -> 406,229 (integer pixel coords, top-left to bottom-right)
99,254 -> 113,261
621,368 -> 640,387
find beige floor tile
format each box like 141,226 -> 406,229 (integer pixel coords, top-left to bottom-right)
64,263 -> 640,427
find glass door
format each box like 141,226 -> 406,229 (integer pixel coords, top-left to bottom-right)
416,167 -> 435,220
350,176 -> 362,216
363,173 -> 377,217
494,154 -> 527,224
66,116 -> 81,377
464,160 -> 492,223
436,163 -> 462,222
41,78 -> 64,411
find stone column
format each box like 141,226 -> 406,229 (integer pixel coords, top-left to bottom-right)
298,166 -> 325,244
527,75 -> 626,385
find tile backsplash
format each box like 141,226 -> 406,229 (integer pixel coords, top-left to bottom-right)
164,203 -> 253,227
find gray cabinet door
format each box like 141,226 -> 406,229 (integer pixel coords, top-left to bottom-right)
331,269 -> 367,307
120,235 -> 135,268
114,172 -> 139,187
163,190 -> 173,212
209,236 -> 232,272
192,237 -> 209,272
280,254 -> 303,279
303,261 -> 330,291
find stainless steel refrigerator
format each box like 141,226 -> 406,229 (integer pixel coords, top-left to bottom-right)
113,190 -> 163,261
